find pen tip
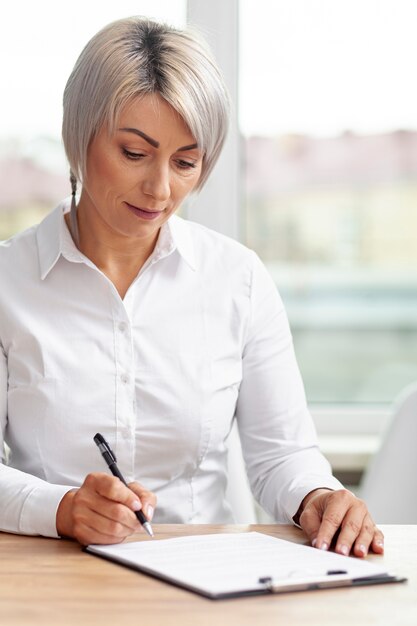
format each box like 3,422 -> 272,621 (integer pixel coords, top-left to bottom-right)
143,522 -> 154,538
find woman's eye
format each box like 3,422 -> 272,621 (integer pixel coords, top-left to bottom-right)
176,159 -> 197,170
122,148 -> 144,160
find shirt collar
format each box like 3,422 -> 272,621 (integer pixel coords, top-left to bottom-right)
36,198 -> 83,280
36,199 -> 197,280
164,214 -> 197,271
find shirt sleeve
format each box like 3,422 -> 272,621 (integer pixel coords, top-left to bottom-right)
235,252 -> 343,524
0,343 -> 74,538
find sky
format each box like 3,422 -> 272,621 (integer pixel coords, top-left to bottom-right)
1,0 -> 417,141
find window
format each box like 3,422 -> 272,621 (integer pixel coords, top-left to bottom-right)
240,0 -> 417,404
3,0 -> 416,410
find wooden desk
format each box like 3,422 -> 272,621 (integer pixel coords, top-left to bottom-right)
1,525 -> 415,626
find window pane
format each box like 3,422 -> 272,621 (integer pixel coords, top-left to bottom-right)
240,0 -> 417,403
0,1 -> 186,239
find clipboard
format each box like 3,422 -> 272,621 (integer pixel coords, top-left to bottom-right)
85,532 -> 406,600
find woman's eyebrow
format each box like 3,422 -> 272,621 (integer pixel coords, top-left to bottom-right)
178,143 -> 199,151
118,127 -> 198,152
118,127 -> 159,148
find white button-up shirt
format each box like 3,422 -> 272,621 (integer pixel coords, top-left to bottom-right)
0,199 -> 342,537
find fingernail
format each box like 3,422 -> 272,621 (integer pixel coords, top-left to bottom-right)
320,542 -> 329,551
339,544 -> 349,556
377,540 -> 384,549
132,500 -> 142,511
359,544 -> 367,555
311,538 -> 317,547
146,504 -> 154,521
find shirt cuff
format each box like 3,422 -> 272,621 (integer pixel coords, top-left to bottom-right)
19,483 -> 76,538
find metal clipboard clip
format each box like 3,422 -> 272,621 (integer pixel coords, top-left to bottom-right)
258,570 -> 349,594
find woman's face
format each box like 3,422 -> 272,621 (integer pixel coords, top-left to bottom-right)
79,93 -> 203,247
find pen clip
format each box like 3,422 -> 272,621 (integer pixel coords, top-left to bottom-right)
103,441 -> 116,463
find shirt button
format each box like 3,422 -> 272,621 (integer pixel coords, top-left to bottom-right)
120,373 -> 130,384
118,322 -> 127,332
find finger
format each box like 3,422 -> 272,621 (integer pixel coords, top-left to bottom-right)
333,503 -> 371,557
85,473 -> 142,513
78,474 -> 142,532
87,491 -> 141,531
298,500 -> 323,546
349,515 -> 377,558
72,518 -> 128,546
370,527 -> 385,555
74,508 -> 135,541
312,490 -> 353,551
128,482 -> 157,521
73,489 -> 140,535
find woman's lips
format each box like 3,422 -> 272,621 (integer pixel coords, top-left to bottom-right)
125,202 -> 164,221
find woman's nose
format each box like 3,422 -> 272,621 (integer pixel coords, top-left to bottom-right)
142,162 -> 171,203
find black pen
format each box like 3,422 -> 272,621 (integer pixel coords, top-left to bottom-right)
93,433 -> 154,537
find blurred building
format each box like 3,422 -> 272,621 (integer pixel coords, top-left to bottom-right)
244,130 -> 417,267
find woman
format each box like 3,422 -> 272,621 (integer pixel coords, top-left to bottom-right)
0,16 -> 383,557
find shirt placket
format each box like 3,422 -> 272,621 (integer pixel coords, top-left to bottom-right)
108,243 -> 176,483
113,289 -> 136,482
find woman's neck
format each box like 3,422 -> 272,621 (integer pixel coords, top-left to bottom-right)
65,202 -> 159,299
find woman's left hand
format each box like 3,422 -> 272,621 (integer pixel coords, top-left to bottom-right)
298,488 -> 385,558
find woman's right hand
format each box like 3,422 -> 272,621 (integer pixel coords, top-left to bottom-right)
56,472 -> 156,545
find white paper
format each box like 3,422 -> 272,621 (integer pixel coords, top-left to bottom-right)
88,532 -> 390,596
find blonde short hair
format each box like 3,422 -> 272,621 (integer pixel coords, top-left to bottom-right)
62,16 -> 230,190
